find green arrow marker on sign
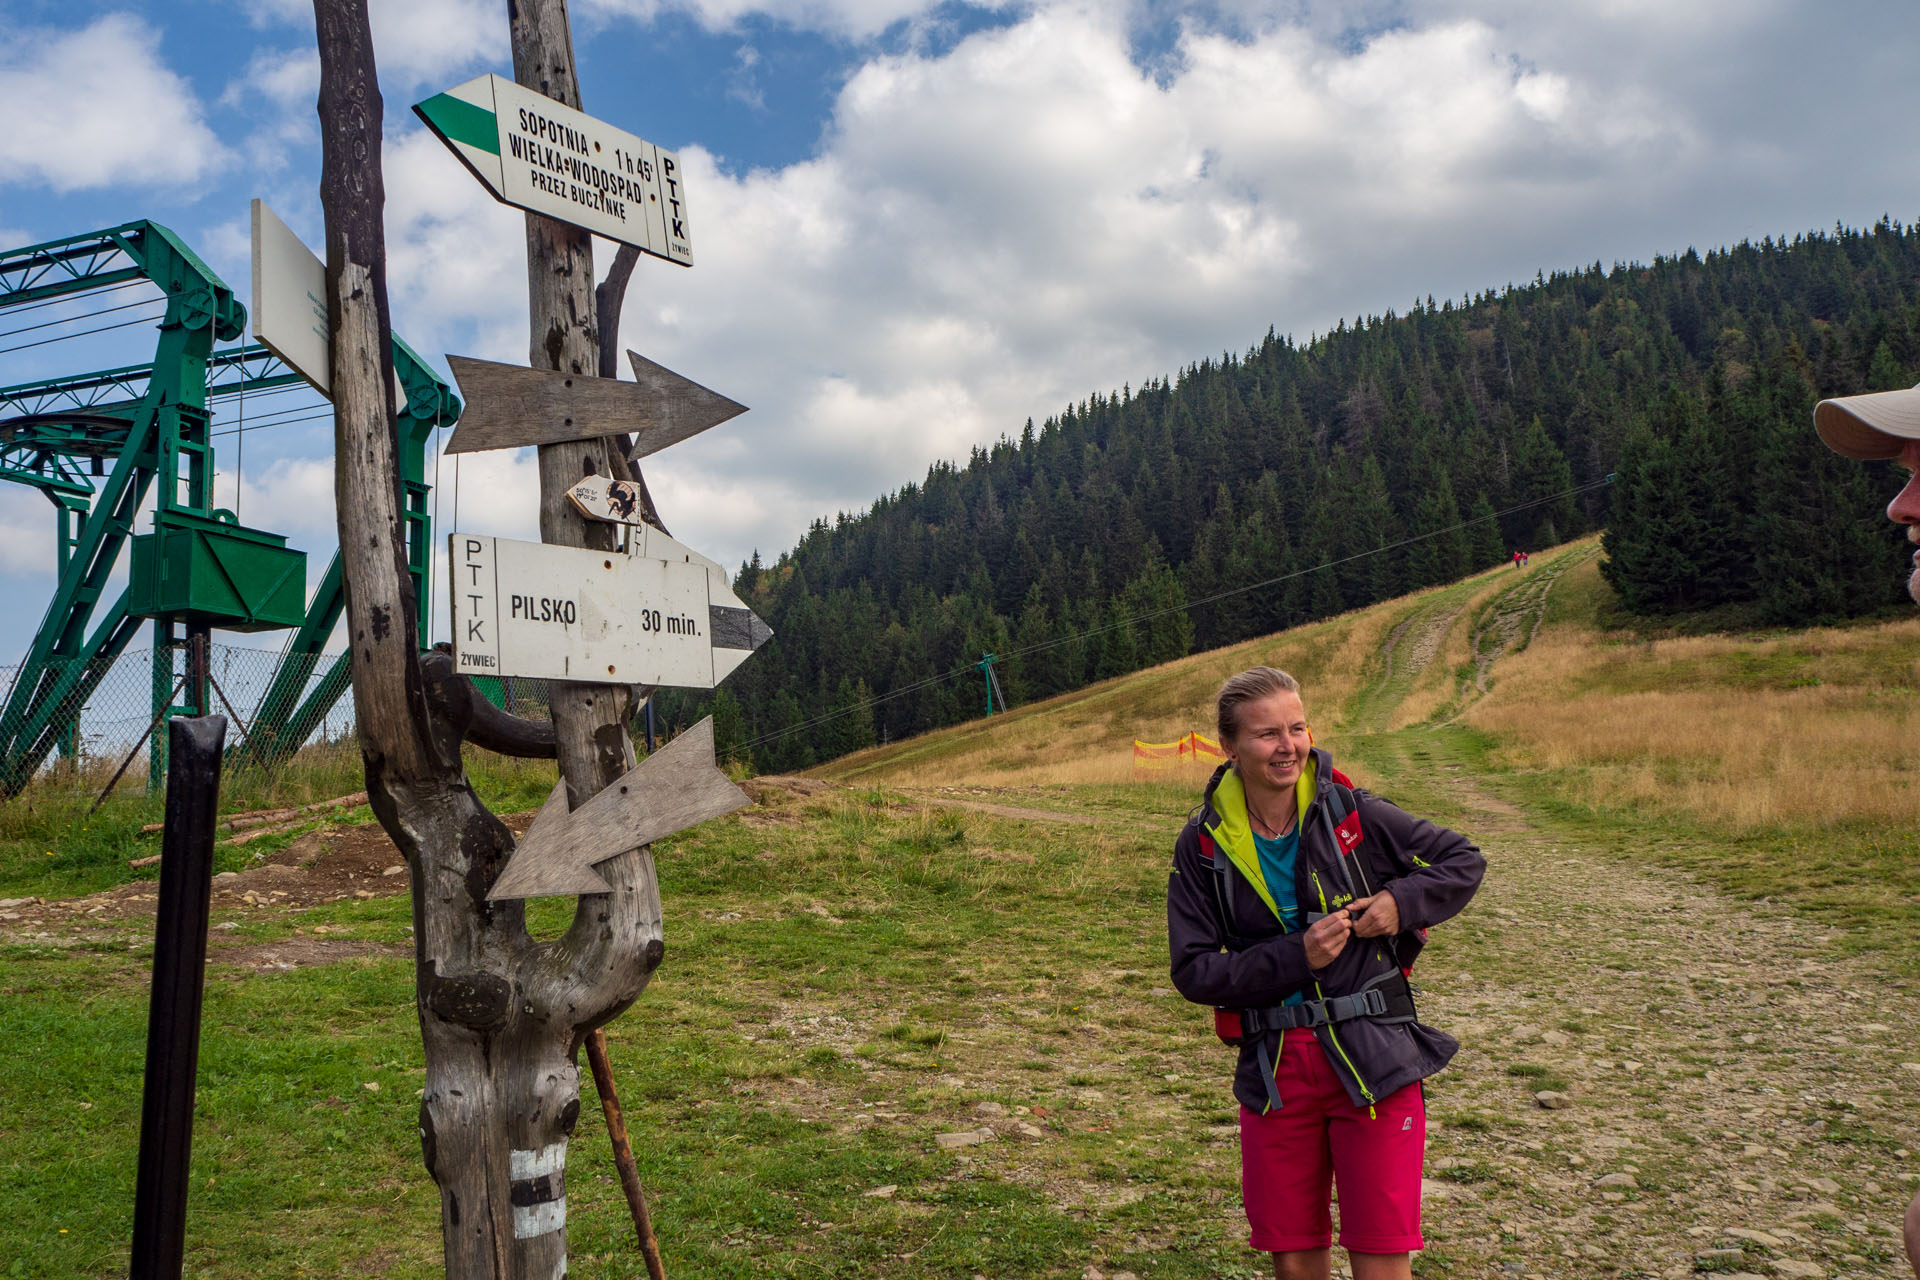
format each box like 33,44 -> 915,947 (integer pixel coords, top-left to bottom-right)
415,92 -> 499,156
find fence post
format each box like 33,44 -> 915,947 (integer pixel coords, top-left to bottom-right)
147,619 -> 174,790
185,625 -> 210,719
129,714 -> 227,1280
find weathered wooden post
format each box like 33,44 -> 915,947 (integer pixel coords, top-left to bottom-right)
311,0 -> 763,1272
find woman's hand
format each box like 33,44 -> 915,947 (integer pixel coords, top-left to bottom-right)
1304,911 -> 1353,969
1347,892 -> 1401,938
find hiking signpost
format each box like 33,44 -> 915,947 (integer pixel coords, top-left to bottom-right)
306,1 -> 763,1272
448,529 -> 770,687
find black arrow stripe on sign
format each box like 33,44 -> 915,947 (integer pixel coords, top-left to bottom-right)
709,605 -> 771,651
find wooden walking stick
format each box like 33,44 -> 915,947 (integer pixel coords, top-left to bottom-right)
587,1028 -> 667,1280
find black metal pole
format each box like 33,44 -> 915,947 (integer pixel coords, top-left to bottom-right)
129,714 -> 227,1280
644,696 -> 656,753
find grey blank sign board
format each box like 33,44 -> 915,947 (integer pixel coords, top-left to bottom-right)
441,352 -> 746,459
488,717 -> 749,899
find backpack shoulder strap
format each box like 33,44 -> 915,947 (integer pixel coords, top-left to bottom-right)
1194,823 -> 1255,947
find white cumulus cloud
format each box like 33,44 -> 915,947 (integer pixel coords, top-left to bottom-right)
364,0 -> 1920,584
579,0 -> 1002,41
0,14 -> 231,194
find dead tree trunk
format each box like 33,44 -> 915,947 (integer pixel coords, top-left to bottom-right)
313,1 -> 663,1274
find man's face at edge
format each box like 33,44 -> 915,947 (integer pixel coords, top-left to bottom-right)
1888,440 -> 1920,605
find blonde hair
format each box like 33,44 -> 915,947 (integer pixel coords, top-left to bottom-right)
1216,667 -> 1302,744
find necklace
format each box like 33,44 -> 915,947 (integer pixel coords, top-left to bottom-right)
1247,799 -> 1296,838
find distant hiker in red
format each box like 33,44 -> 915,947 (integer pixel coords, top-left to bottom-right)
1166,667 -> 1484,1280
1813,381 -> 1920,1276
1520,550 -> 1529,568
1511,550 -> 1521,569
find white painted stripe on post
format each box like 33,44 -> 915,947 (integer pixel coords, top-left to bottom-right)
512,1197 -> 566,1239
510,1141 -> 567,1179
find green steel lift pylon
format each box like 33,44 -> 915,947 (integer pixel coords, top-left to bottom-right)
0,221 -> 458,796
977,652 -> 1006,715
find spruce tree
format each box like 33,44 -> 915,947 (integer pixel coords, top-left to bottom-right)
710,687 -> 749,766
1751,362 -> 1907,622
1466,492 -> 1506,568
699,221 -> 1920,749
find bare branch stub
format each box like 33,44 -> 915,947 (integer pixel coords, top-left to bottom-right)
594,243 -> 672,532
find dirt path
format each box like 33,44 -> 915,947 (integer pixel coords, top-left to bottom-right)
1348,586 -> 1474,734
1347,566 -> 1913,1280
1406,767 -> 1913,1279
908,789 -> 1167,831
1454,544 -> 1594,711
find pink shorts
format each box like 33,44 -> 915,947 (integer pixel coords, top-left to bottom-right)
1239,1028 -> 1426,1255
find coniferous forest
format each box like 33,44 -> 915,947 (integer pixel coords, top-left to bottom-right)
658,219 -> 1920,771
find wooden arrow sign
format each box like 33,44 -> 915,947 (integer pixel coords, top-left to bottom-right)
488,717 -> 748,900
441,354 -> 746,457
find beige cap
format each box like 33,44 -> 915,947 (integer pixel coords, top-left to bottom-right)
1814,382 -> 1920,460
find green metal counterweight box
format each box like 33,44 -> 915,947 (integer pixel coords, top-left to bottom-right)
128,510 -> 307,631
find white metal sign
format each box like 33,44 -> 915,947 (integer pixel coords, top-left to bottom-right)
449,529 -> 766,687
414,74 -> 692,266
249,199 -> 332,394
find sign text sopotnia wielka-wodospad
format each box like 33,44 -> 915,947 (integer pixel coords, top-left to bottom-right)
414,73 -> 691,265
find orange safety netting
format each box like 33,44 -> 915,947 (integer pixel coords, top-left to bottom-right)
1132,731 -> 1228,769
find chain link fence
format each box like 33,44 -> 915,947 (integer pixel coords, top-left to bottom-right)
0,644 -> 556,800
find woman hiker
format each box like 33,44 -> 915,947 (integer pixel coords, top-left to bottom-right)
1166,667 -> 1485,1280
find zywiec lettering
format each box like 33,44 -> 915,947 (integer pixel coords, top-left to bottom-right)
460,652 -> 497,669
510,594 -> 578,625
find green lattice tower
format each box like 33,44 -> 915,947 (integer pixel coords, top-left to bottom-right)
0,222 -> 459,795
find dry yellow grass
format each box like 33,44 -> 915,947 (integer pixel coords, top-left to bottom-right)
820,548 -> 1591,790
819,601 -> 1398,789
821,540 -> 1920,835
1465,555 -> 1920,830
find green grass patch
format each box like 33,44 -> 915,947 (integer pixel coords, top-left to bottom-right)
0,792 -> 1269,1278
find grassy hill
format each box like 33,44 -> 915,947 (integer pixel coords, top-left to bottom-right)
7,537 -> 1920,1278
816,536 -> 1920,958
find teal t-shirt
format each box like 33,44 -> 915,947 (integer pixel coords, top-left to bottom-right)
1252,826 -> 1306,1007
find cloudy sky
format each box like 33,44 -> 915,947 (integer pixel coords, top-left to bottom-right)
1,0 -> 1916,661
